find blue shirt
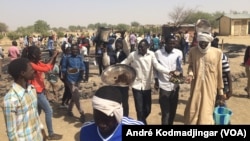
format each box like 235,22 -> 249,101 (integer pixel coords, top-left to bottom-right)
80,117 -> 144,141
61,55 -> 85,83
47,39 -> 54,50
152,37 -> 160,50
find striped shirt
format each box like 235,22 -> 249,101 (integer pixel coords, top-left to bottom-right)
222,53 -> 230,85
3,83 -> 43,141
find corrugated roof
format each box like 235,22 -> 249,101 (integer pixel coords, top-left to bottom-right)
179,24 -> 195,27
224,13 -> 250,19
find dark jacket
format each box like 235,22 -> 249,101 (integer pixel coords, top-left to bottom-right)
115,50 -> 127,63
244,46 -> 250,64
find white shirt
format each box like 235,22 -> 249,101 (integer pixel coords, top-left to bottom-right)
184,33 -> 190,42
121,49 -> 170,90
80,46 -> 89,61
61,37 -> 68,43
154,48 -> 183,91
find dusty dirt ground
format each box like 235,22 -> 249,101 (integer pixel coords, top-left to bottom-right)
1,36 -> 250,141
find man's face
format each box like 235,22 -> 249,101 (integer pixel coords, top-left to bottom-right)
29,37 -> 33,42
199,41 -> 209,49
93,109 -> 118,137
137,41 -> 148,55
71,46 -> 79,56
115,42 -> 123,51
23,63 -> 35,81
165,39 -> 176,53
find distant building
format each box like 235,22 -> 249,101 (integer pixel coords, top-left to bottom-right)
217,13 -> 250,36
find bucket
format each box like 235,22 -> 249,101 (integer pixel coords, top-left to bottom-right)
195,19 -> 212,34
213,106 -> 232,125
96,27 -> 112,42
47,73 -> 58,83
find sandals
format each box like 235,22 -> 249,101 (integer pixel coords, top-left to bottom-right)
244,87 -> 250,98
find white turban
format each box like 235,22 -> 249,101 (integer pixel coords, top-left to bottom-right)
197,32 -> 214,42
197,32 -> 214,53
92,96 -> 123,123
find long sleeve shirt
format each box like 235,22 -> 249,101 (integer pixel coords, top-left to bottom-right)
154,48 -> 183,91
244,46 -> 250,65
29,61 -> 54,93
61,55 -> 86,83
3,83 -> 43,141
47,39 -> 54,50
121,49 -> 170,90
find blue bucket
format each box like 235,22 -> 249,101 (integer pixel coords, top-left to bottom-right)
213,106 -> 232,125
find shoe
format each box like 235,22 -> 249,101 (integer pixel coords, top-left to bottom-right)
59,104 -> 68,109
68,111 -> 74,117
80,114 -> 85,123
244,87 -> 248,93
47,133 -> 63,140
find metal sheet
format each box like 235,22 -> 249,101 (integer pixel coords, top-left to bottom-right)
101,64 -> 136,86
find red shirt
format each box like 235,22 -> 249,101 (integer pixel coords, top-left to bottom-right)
29,61 -> 53,93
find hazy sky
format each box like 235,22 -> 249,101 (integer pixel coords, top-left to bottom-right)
1,0 -> 249,30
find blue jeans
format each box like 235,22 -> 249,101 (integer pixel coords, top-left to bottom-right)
132,88 -> 151,125
83,61 -> 89,82
183,42 -> 189,64
67,82 -> 84,115
37,92 -> 54,136
48,49 -> 53,57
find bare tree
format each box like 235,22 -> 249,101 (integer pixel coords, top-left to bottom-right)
168,6 -> 197,27
0,22 -> 8,32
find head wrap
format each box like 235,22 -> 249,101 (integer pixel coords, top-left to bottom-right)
92,96 -> 123,123
197,32 -> 214,53
197,32 -> 214,42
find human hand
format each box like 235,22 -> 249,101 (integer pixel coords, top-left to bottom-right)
154,78 -> 159,91
216,99 -> 226,107
101,46 -> 107,53
185,75 -> 193,84
154,84 -> 159,91
216,94 -> 228,106
220,94 -> 228,100
53,50 -> 59,57
224,91 -> 232,100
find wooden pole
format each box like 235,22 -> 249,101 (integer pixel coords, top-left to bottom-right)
221,39 -> 224,51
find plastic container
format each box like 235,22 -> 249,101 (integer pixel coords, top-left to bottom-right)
213,106 -> 232,125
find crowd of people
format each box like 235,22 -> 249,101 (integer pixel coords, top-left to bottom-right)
1,19 -> 248,140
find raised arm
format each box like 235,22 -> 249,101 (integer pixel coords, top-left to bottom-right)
151,53 -> 170,74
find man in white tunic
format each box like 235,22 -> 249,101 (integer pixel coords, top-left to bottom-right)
184,32 -> 224,124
